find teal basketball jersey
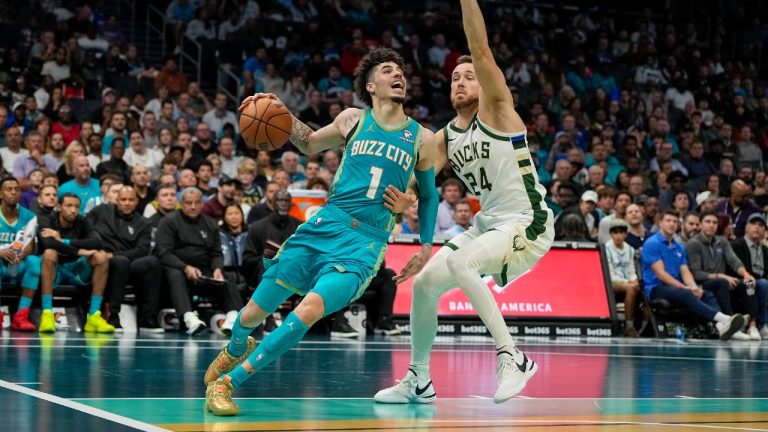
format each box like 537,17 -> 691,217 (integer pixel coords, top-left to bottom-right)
0,206 -> 37,249
328,109 -> 421,231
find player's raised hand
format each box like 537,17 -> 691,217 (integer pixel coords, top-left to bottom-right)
238,93 -> 279,112
394,243 -> 432,284
383,185 -> 416,213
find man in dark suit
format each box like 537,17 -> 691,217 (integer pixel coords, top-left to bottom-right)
731,213 -> 768,339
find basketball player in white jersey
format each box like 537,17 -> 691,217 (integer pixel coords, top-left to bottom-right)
374,0 -> 554,404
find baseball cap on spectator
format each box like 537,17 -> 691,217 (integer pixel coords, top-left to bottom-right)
220,176 -> 243,190
695,191 -> 712,207
11,101 -> 24,111
748,213 -> 766,226
102,87 -> 116,98
581,190 -> 598,203
609,218 -> 629,233
169,145 -> 185,155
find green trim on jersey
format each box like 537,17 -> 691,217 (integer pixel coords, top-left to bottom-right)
0,205 -> 20,228
444,241 -> 459,251
475,120 -> 509,141
521,172 -> 549,241
512,139 -> 527,150
500,263 -> 509,286
369,109 -> 413,132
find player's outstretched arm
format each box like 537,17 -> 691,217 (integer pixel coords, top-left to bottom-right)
394,129 -> 440,284
459,0 -> 524,130
241,93 -> 362,155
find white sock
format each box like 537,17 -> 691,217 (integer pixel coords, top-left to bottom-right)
714,312 -> 729,323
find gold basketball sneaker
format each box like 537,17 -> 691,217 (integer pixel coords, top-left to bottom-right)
205,376 -> 239,416
204,336 -> 257,384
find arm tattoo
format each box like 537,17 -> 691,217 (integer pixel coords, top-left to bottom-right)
289,114 -> 313,152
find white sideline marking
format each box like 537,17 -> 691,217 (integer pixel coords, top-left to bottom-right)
0,380 -> 169,432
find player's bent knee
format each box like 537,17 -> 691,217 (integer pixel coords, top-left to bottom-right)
293,293 -> 325,326
240,300 -> 267,325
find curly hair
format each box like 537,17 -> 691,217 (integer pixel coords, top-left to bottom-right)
353,47 -> 405,106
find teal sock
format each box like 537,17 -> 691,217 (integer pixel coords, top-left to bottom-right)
227,310 -> 256,357
42,294 -> 53,311
225,312 -> 310,389
89,295 -> 103,315
18,296 -> 32,310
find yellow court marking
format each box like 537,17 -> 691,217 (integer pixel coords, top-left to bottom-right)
160,412 -> 768,432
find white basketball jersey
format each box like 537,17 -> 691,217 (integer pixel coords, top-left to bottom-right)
445,116 -> 553,240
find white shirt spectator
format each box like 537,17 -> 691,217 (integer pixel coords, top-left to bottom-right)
604,240 -> 638,283
665,87 -> 695,111
220,155 -> 244,179
77,35 -> 109,52
40,60 -> 70,83
634,65 -> 666,86
202,108 -> 239,134
34,87 -> 50,110
0,148 -> 28,173
218,19 -> 243,41
124,148 -> 162,175
185,20 -> 216,41
435,200 -> 456,235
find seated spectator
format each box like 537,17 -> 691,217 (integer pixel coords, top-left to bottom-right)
203,177 -> 242,222
435,178 -> 464,236
649,141 -> 688,175
624,203 -> 647,249
317,64 -> 353,105
687,210 -> 761,340
154,56 -> 189,96
37,193 -> 113,333
87,186 -> 163,333
96,138 -> 130,183
218,202 -> 249,331
0,126 -> 28,174
196,160 -> 215,197
555,212 -> 590,242
440,199 -> 473,238
556,190 -> 599,240
243,181 -> 280,225
155,187 -> 243,336
86,133 -> 105,171
130,165 -> 155,215
102,112 -> 129,156
51,104 -> 80,146
604,219 -> 641,337
124,131 -> 162,175
19,169 -> 44,210
13,132 -> 58,190
731,213 -> 768,339
641,210 -> 745,340
679,211 -> 701,244
0,177 -> 41,332
56,141 -> 87,185
144,182 -> 179,219
58,155 -> 101,215
202,92 -> 238,136
218,137 -> 242,179
280,151 -> 305,185
597,191 -> 632,244
84,174 -> 123,215
715,179 -> 761,238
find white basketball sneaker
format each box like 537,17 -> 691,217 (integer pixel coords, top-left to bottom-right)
374,369 -> 437,404
494,349 -> 537,404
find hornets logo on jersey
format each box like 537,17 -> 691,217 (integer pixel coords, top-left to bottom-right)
328,109 -> 421,232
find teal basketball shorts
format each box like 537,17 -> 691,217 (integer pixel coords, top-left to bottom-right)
262,204 -> 389,305
56,257 -> 93,287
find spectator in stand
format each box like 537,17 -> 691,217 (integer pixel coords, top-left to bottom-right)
736,126 -> 762,171
218,202 -> 249,329
196,160 -> 215,197
87,186 -> 163,333
641,210 -> 745,340
83,174 -> 123,215
130,165 -> 155,214
556,190 -> 600,241
434,178 -> 464,236
1,126 -> 28,173
56,142 -> 87,184
51,106 -> 80,150
317,63 -> 352,105
188,122 -> 217,169
14,132 -> 58,190
280,151 -> 305,185
715,180 -> 761,238
683,141 -> 715,186
686,210 -> 760,340
271,168 -> 291,191
300,90 -> 330,130
440,200 -> 473,239
203,177 -> 241,222
86,133 -> 105,171
624,203 -> 647,249
320,148 -> 342,185
124,131 -> 162,175
203,92 -> 239,136
96,137 -> 130,183
38,193 -> 113,333
144,182 -> 179,220
154,56 -> 189,96
102,112 -> 128,156
597,191 -> 633,244
155,187 -> 243,336
261,63 -> 285,95
218,137 -> 242,179
731,213 -> 768,339
604,219 -> 641,337
679,212 -> 701,244
41,47 -> 71,84
20,169 -> 44,209
280,74 -> 310,114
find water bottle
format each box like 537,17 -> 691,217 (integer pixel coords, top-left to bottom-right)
7,238 -> 23,278
746,279 -> 756,296
674,325 -> 686,342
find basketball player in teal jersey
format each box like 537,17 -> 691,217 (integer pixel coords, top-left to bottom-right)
375,0 -> 554,404
0,177 -> 41,331
203,48 -> 439,416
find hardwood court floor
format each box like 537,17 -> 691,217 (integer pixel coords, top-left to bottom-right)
1,331 -> 768,431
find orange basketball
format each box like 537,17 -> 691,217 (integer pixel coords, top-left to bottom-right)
239,98 -> 293,151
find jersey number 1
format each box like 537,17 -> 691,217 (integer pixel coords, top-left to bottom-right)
464,167 -> 493,195
366,166 -> 383,199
